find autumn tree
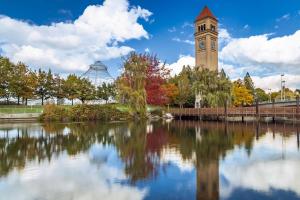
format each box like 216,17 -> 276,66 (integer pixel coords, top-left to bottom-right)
161,83 -> 179,105
0,57 -> 13,104
117,52 -> 148,117
145,54 -> 170,105
22,71 -> 37,105
232,79 -> 254,106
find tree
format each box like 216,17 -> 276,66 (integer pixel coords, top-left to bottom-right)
97,83 -> 111,104
232,80 -> 254,106
35,69 -> 54,105
176,73 -> 190,108
145,54 -> 170,105
244,72 -> 255,97
117,52 -> 148,117
191,68 -> 231,107
52,74 -> 65,105
0,57 -> 13,104
22,71 -> 37,105
161,83 -> 179,105
9,62 -> 29,105
63,74 -> 80,105
77,78 -> 95,104
255,88 -> 269,102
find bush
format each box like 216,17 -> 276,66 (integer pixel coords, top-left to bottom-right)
40,104 -> 69,121
40,104 -> 131,122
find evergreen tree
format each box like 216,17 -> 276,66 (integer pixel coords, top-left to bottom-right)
244,72 -> 255,97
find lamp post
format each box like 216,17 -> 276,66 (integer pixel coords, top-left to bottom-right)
282,80 -> 286,101
281,74 -> 284,101
268,88 -> 272,103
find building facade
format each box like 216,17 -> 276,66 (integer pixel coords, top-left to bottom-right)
194,6 -> 218,71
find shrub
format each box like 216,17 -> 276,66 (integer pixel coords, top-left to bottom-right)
40,104 -> 131,122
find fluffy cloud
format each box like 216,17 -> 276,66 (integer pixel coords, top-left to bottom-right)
220,30 -> 300,74
0,0 -> 152,72
165,55 -> 195,76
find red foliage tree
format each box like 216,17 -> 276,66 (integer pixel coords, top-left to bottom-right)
145,55 -> 170,105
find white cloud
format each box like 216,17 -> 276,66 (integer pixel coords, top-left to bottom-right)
172,37 -> 194,45
181,22 -> 193,29
168,27 -> 176,33
0,0 -> 152,72
165,55 -> 195,76
219,28 -> 232,46
220,30 -> 300,74
252,74 -> 300,91
243,24 -> 250,30
276,13 -> 290,22
145,48 -> 150,53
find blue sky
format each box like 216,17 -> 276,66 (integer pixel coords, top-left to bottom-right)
1,0 -> 300,90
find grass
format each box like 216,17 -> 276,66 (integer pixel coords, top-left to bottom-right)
0,105 -> 43,114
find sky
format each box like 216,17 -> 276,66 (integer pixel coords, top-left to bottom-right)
0,0 -> 300,91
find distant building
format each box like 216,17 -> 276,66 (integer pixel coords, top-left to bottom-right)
194,6 -> 218,71
82,61 -> 114,86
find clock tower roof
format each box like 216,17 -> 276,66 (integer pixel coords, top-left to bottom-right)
195,6 -> 217,22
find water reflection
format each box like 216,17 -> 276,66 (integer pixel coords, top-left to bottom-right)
0,121 -> 299,200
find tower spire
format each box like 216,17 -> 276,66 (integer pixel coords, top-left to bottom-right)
195,6 -> 217,22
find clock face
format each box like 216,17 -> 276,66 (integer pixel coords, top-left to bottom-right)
199,40 -> 205,50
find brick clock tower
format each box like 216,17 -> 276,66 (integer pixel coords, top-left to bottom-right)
194,6 -> 218,71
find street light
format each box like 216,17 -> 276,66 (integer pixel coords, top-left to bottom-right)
281,74 -> 284,101
282,80 -> 286,101
268,88 -> 272,103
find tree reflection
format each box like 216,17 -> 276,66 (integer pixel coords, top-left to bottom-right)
0,121 -> 298,200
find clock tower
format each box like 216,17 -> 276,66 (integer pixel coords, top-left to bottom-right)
195,6 -> 218,71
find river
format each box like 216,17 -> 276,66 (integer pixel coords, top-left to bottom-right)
0,121 -> 300,200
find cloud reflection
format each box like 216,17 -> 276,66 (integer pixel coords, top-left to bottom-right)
220,133 -> 300,198
0,145 -> 147,200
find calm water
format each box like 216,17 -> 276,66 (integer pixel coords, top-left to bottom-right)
0,121 -> 300,200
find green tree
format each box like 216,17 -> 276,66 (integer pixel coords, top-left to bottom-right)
176,73 -> 191,108
97,83 -> 117,104
35,69 -> 54,105
244,72 -> 255,97
255,88 -> 269,102
77,78 -> 95,104
52,74 -> 65,105
63,74 -> 80,105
